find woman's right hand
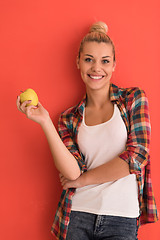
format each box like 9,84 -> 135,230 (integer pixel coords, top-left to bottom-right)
16,96 -> 50,126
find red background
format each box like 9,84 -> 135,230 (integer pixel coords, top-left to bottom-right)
0,0 -> 159,239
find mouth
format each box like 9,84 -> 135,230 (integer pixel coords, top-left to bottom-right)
88,74 -> 105,80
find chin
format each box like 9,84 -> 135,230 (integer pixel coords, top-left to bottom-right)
86,80 -> 110,90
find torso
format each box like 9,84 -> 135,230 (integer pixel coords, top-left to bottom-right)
72,102 -> 140,218
85,101 -> 114,126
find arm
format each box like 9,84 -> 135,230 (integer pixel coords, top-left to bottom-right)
79,156 -> 130,185
118,88 -> 151,175
60,156 -> 130,189
16,97 -> 81,180
41,117 -> 81,180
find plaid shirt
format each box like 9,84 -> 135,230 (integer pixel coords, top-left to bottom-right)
51,83 -> 158,240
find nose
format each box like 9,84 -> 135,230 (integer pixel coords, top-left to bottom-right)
91,61 -> 101,72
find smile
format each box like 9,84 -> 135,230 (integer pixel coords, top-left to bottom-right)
88,74 -> 104,80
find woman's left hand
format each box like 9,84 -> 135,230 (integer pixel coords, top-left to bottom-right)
59,173 -> 83,190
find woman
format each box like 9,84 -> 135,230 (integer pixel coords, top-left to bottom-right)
17,22 -> 158,240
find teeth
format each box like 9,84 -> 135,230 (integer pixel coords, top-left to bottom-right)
89,75 -> 103,80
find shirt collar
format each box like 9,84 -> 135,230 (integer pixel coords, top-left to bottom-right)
75,82 -> 120,116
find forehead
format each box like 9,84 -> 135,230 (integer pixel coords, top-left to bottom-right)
82,41 -> 113,57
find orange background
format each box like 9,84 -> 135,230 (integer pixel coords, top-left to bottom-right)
0,0 -> 159,239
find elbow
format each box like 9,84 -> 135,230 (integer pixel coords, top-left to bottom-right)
67,169 -> 81,181
57,165 -> 81,181
64,160 -> 82,180
119,145 -> 149,169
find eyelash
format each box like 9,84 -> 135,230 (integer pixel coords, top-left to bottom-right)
85,58 -> 92,62
84,58 -> 110,64
102,59 -> 110,64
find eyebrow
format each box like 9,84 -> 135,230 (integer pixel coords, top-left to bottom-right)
84,54 -> 111,58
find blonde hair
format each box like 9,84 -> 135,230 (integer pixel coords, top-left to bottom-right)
78,21 -> 115,61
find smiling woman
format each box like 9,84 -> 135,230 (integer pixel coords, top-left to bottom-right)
52,22 -> 158,240
16,21 -> 158,240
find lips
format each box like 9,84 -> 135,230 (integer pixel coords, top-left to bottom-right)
88,74 -> 104,80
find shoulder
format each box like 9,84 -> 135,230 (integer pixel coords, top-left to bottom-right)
117,86 -> 149,112
119,86 -> 148,106
119,86 -> 147,99
58,94 -> 86,128
59,94 -> 86,119
60,104 -> 78,118
58,103 -> 79,125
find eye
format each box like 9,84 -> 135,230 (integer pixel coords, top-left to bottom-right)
102,59 -> 110,64
84,58 -> 92,62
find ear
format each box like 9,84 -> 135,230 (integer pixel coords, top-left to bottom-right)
112,61 -> 116,72
76,56 -> 80,69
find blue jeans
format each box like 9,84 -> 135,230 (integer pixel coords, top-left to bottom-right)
66,211 -> 138,240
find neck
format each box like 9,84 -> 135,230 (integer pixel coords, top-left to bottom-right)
86,83 -> 111,109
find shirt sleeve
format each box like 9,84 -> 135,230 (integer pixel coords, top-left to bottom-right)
118,88 -> 151,175
58,112 -> 87,174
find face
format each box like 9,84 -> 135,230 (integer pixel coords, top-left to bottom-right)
77,41 -> 116,91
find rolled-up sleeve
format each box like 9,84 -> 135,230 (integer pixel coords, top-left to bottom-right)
118,88 -> 151,175
58,112 -> 86,174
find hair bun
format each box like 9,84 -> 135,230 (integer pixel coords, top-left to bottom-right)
89,21 -> 108,34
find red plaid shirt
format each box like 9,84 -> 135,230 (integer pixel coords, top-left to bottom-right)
51,83 -> 158,240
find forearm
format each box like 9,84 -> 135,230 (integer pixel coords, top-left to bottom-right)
80,156 -> 130,186
41,117 -> 81,180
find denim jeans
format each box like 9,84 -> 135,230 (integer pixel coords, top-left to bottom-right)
66,211 -> 138,240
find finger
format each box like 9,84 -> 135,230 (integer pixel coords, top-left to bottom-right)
61,178 -> 69,186
16,96 -> 23,112
16,96 -> 20,106
63,182 -> 71,190
25,105 -> 38,118
59,173 -> 65,180
63,184 -> 68,190
59,173 -> 62,178
37,101 -> 42,106
20,100 -> 32,113
60,176 -> 66,183
59,174 -> 63,181
37,102 -> 44,110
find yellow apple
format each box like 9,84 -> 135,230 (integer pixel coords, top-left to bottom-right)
20,88 -> 38,106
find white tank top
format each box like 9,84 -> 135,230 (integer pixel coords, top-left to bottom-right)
71,103 -> 140,218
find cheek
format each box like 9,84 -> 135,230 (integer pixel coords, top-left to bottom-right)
79,66 -> 88,77
107,65 -> 115,73
80,70 -> 86,81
